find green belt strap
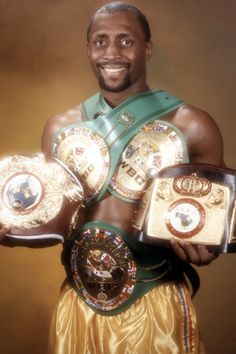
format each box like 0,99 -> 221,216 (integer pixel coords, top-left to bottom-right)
80,90 -> 187,203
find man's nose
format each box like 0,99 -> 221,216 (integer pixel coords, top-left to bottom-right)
104,42 -> 121,59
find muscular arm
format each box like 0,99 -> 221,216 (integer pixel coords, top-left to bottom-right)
171,104 -> 224,165
168,104 -> 224,265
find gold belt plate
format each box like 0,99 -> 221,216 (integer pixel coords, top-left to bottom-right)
53,127 -> 110,203
70,228 -> 136,312
110,121 -> 185,200
0,154 -> 83,238
133,166 -> 233,249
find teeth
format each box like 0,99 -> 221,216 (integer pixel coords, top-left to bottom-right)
103,67 -> 125,73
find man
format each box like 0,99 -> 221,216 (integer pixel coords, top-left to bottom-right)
0,2 -> 224,353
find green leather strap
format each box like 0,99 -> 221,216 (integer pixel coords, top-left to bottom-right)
80,90 -> 187,203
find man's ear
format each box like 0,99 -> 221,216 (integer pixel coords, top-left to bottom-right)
145,41 -> 153,61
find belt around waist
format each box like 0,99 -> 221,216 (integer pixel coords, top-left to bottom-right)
62,220 -> 183,315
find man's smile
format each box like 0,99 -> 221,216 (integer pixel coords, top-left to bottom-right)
99,64 -> 128,73
103,67 -> 126,73
97,64 -> 129,82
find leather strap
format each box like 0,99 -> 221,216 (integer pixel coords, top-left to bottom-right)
80,90 -> 187,203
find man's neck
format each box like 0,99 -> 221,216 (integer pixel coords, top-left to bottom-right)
101,84 -> 150,108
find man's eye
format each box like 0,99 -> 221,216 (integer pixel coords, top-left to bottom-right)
95,39 -> 106,48
121,39 -> 133,47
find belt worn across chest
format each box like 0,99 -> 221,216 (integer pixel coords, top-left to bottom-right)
62,221 -> 187,316
81,90 -> 187,203
53,90 -> 188,205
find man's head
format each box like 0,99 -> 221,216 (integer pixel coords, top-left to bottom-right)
87,2 -> 153,98
87,2 -> 151,42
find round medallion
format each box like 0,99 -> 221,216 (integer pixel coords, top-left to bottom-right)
110,121 -> 185,200
70,228 -> 136,312
53,127 -> 110,203
166,198 -> 205,238
0,154 -> 83,232
2,173 -> 43,212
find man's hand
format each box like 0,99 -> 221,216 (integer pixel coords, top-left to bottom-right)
170,238 -> 218,266
0,224 -> 9,242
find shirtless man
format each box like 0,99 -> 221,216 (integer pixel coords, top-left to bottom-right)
0,2 -> 224,353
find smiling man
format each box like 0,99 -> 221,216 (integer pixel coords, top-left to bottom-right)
0,2 -> 224,353
86,7 -> 152,97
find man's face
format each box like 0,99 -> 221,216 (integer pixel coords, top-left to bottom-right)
87,11 -> 152,93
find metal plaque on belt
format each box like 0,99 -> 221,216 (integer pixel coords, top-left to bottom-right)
110,121 -> 186,200
70,227 -> 137,312
0,154 -> 83,244
53,126 -> 110,203
133,163 -> 236,253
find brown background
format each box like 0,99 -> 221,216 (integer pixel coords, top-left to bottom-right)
0,1 -> 236,353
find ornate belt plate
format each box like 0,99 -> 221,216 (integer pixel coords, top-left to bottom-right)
70,227 -> 137,312
133,163 -> 236,252
110,121 -> 186,200
53,127 -> 110,203
0,154 -> 83,243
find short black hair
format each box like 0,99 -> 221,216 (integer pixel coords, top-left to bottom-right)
87,1 -> 151,42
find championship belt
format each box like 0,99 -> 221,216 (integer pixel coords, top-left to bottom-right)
53,90 -> 186,204
70,227 -> 137,313
109,120 -> 186,201
133,163 -> 236,253
65,222 -> 173,314
53,126 -> 110,203
0,154 -> 84,246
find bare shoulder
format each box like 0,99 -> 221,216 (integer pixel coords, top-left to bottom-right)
41,105 -> 83,156
169,104 -> 224,165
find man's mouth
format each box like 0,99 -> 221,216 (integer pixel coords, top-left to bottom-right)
102,66 -> 126,73
97,63 -> 129,77
96,63 -> 131,91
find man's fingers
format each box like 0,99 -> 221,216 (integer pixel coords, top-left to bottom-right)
170,239 -> 219,266
196,244 -> 219,265
170,239 -> 189,262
